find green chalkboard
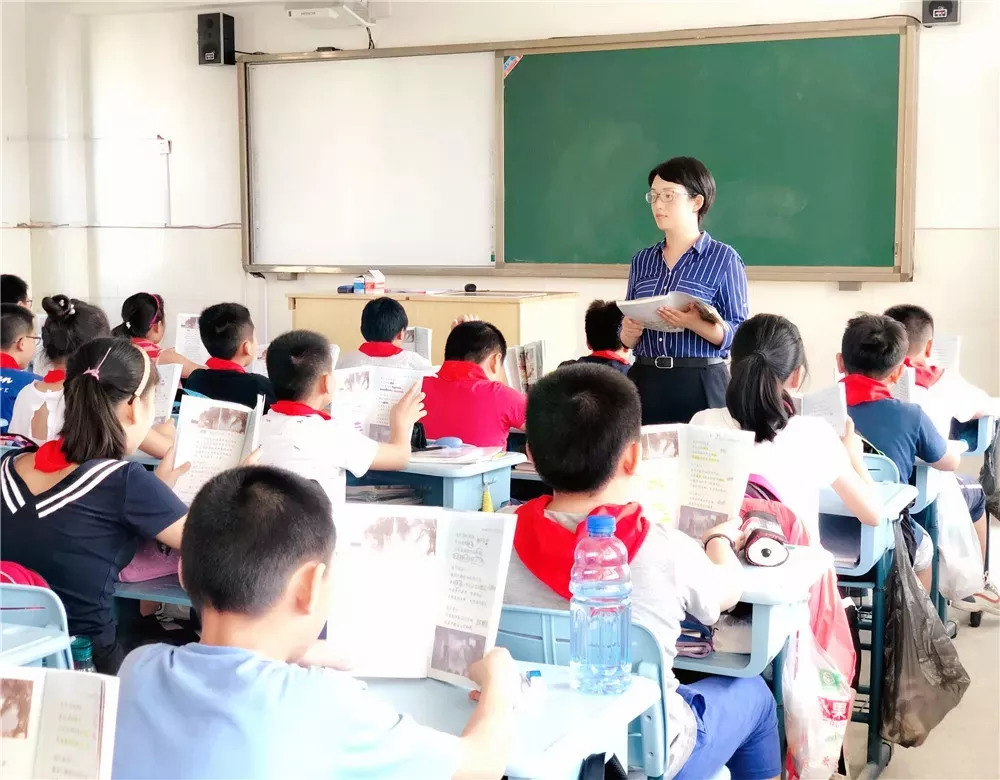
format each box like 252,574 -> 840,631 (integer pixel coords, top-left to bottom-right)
503,34 -> 902,268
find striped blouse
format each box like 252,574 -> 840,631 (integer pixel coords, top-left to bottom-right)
624,231 -> 749,359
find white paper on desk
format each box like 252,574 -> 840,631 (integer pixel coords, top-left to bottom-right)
930,333 -> 961,373
616,293 -> 722,333
801,384 -> 848,437
890,366 -> 916,405
153,363 -> 182,424
676,425 -> 755,539
173,313 -> 210,366
634,425 -> 682,526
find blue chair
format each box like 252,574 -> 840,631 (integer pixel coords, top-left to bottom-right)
0,584 -> 73,669
950,415 -> 996,457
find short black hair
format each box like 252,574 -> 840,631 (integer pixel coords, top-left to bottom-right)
884,304 -> 934,357
199,303 -> 254,360
182,466 -> 336,615
526,364 -> 641,493
40,295 -> 111,362
444,321 -> 507,364
267,330 -> 333,402
647,156 -> 716,224
0,275 -> 29,305
360,297 -> 408,343
841,314 -> 909,380
1,304 -> 34,350
584,300 -> 624,351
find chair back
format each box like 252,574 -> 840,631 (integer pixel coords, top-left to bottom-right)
0,583 -> 73,668
863,453 -> 901,484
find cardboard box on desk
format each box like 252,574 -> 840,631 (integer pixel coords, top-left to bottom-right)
364,269 -> 386,293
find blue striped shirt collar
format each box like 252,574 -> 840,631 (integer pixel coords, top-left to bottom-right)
650,231 -> 712,256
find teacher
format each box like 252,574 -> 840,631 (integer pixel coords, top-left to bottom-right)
620,156 -> 749,424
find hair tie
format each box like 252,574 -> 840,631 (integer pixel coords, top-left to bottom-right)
83,346 -> 113,381
124,321 -> 131,329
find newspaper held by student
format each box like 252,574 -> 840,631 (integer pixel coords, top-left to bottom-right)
331,365 -> 429,441
152,364 -> 182,425
173,313 -> 211,366
401,327 -> 432,363
503,341 -> 544,394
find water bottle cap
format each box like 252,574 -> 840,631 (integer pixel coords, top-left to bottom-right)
586,514 -> 616,535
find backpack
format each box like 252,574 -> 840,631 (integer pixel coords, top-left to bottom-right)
979,418 -> 1000,520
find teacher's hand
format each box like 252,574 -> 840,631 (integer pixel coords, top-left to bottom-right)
620,316 -> 644,348
656,304 -> 701,331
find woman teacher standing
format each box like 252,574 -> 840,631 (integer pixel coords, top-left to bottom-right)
621,156 -> 749,424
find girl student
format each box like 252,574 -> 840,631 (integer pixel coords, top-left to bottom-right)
1,338 -> 190,673
112,292 -> 203,377
690,313 -> 881,542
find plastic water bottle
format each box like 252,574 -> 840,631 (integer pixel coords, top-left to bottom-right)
569,514 -> 632,694
71,637 -> 96,673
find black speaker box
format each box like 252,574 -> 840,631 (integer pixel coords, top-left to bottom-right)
197,12 -> 235,66
922,0 -> 960,25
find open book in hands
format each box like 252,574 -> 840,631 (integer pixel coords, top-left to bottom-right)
332,365 -> 430,442
172,313 -> 211,365
503,342 -> 544,394
616,292 -> 723,333
170,394 -> 265,504
790,383 -> 850,437
1,667 -> 119,780
401,327 -> 432,362
152,364 -> 182,425
326,504 -> 516,686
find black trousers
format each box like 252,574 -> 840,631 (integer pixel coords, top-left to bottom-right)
627,361 -> 730,425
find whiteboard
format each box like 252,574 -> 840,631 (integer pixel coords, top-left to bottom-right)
247,52 -> 496,268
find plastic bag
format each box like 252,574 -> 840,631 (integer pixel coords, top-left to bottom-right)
881,520 -> 970,747
782,612 -> 854,780
935,475 -> 984,600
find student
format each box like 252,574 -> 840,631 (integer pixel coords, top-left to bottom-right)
838,314 -> 961,591
258,330 -> 426,503
112,292 -> 203,377
337,297 -> 433,371
421,321 -> 526,447
112,465 -> 520,780
559,299 -> 632,375
690,314 -> 880,541
885,304 -> 998,614
185,303 -> 275,411
0,338 -> 189,674
504,365 -> 779,780
0,274 -> 31,309
1,304 -> 41,434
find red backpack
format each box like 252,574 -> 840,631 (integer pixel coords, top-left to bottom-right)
0,561 -> 49,588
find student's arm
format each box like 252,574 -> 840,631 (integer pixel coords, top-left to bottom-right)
156,348 -> 203,379
701,524 -> 745,612
916,408 -> 958,471
154,516 -> 186,550
124,462 -> 189,550
500,386 -> 527,431
833,417 -> 880,526
370,384 -> 426,471
138,423 -> 175,459
454,649 -> 519,780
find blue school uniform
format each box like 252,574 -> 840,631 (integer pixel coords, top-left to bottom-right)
0,365 -> 41,433
847,398 -> 947,482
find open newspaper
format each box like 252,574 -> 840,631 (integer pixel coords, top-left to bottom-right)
401,327 -> 432,363
252,344 -> 341,379
634,424 -> 754,535
1,667 -> 119,780
616,292 -> 722,334
503,342 -> 544,394
153,364 -> 182,425
797,383 -> 849,437
173,313 -> 210,366
891,366 -> 917,404
171,394 -> 264,504
929,333 -> 961,372
328,504 -> 516,685
332,365 -> 429,442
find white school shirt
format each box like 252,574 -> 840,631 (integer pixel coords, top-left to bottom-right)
690,407 -> 850,542
256,411 -> 378,504
336,350 -> 432,371
921,370 -> 996,436
7,383 -> 65,443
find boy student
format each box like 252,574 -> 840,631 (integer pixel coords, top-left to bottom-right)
185,302 -> 275,411
0,273 -> 31,308
0,304 -> 41,433
421,321 -> 527,448
258,329 -> 426,503
559,299 -> 632,375
504,364 -> 780,780
337,296 -> 433,371
112,465 -> 521,780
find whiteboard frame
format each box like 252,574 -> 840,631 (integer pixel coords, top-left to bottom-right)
238,15 -> 918,283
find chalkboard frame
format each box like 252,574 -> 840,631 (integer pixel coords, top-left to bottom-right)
237,16 -> 918,283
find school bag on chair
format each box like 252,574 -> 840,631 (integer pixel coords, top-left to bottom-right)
980,417 -> 1000,521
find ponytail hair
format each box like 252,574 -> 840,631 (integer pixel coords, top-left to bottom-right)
112,292 -> 164,339
726,314 -> 807,443
41,295 -> 110,362
61,338 -> 158,462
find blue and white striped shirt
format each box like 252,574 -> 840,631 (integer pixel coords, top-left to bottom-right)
625,232 -> 749,359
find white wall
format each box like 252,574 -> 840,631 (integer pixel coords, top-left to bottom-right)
5,0 -> 999,390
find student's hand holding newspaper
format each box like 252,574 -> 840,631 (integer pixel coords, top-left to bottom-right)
389,383 -> 427,432
241,448 -> 263,467
620,316 -> 644,348
451,314 -> 480,329
466,648 -> 522,705
154,446 -> 191,489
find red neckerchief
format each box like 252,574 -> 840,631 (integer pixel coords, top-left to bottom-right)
358,342 -> 403,357
436,360 -> 488,382
205,357 -> 246,373
904,357 -> 944,389
270,400 -> 332,421
42,369 -> 66,383
0,353 -> 19,370
34,439 -> 76,472
589,350 -> 629,365
513,497 -> 649,600
841,374 -> 893,406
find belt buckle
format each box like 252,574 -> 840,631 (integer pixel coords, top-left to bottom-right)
654,356 -> 675,369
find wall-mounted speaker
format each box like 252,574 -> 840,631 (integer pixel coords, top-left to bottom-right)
198,13 -> 236,66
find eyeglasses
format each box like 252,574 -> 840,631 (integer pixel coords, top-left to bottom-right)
645,190 -> 690,205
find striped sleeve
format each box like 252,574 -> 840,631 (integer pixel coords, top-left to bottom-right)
715,251 -> 750,352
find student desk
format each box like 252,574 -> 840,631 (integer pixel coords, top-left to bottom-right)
349,452 -> 526,511
114,575 -> 190,607
366,662 -> 660,780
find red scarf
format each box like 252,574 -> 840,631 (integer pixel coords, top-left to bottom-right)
0,353 -> 19,370
42,369 -> 66,383
132,338 -> 162,360
904,357 -> 944,389
34,439 -> 75,472
358,341 -> 403,358
841,374 -> 893,406
589,350 -> 629,365
436,360 -> 488,382
205,357 -> 246,373
513,497 -> 649,600
270,400 -> 332,420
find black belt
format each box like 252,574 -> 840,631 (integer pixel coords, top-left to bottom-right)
635,356 -> 726,369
